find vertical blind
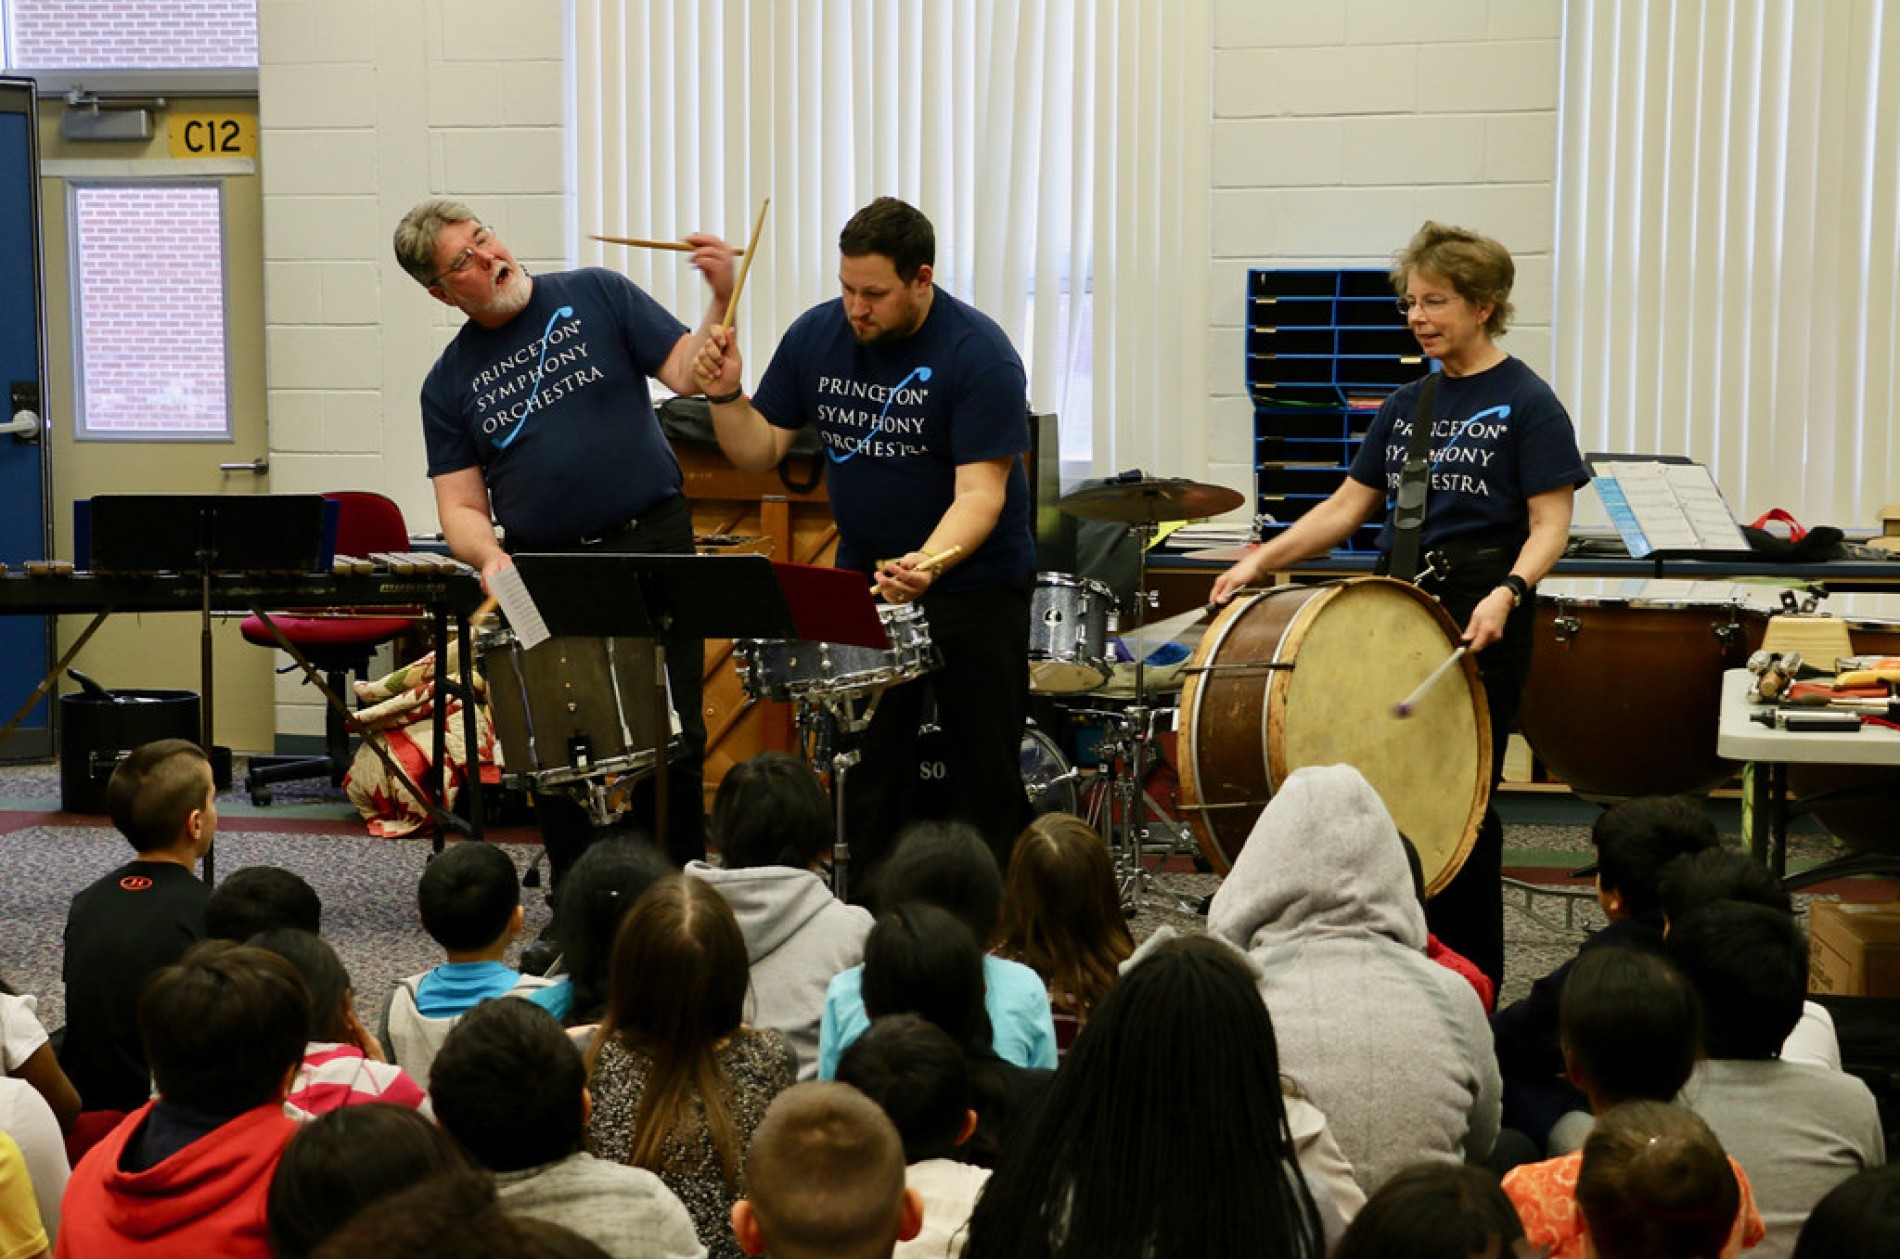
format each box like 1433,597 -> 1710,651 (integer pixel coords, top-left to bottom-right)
567,0 -> 1209,480
1554,0 -> 1900,530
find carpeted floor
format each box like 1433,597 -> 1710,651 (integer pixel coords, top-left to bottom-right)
0,757 -> 1870,1034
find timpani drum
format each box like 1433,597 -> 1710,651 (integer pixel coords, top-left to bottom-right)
1177,578 -> 1490,892
733,603 -> 938,702
1517,580 -> 1761,800
1781,592 -> 1900,852
1028,572 -> 1117,695
479,628 -> 671,789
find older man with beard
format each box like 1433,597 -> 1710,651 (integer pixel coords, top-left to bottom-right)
393,200 -> 733,880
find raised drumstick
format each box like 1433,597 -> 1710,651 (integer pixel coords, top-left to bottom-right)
1394,646 -> 1468,718
868,545 -> 963,597
720,197 -> 772,334
591,233 -> 745,255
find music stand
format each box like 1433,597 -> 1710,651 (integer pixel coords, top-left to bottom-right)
511,552 -> 802,838
84,494 -> 329,882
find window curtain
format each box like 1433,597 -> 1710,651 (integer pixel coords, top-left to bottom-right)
566,0 -> 1209,481
1553,0 -> 1900,530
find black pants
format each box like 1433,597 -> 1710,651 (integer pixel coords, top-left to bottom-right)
844,577 -> 1034,900
1419,560 -> 1534,991
525,495 -> 707,885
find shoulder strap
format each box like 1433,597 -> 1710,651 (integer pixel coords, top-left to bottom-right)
1387,372 -> 1441,582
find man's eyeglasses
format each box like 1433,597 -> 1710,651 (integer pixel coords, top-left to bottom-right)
1396,293 -> 1456,316
428,225 -> 493,285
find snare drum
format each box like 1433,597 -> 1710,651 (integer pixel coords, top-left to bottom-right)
1028,572 -> 1117,694
735,603 -> 939,702
1176,578 -> 1490,891
1517,580 -> 1761,800
479,628 -> 670,789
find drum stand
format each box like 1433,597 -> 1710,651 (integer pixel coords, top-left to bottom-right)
1090,522 -> 1200,917
793,687 -> 882,903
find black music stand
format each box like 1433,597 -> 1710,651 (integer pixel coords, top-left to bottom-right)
85,494 -> 329,882
511,552 -> 801,837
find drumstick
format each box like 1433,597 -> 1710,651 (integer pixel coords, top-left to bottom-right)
590,233 -> 746,256
720,197 -> 771,334
868,545 -> 964,597
1393,646 -> 1467,718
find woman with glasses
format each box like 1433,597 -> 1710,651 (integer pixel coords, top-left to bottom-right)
1210,221 -> 1588,992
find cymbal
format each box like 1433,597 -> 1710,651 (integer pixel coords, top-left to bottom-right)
1057,477 -> 1246,524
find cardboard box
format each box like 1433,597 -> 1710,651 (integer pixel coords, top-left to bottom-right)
1809,900 -> 1900,998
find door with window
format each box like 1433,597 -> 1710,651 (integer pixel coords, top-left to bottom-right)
0,79 -> 53,761
39,96 -> 276,752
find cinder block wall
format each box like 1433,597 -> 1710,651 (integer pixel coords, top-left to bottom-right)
256,0 -> 564,738
1202,0 -> 1561,509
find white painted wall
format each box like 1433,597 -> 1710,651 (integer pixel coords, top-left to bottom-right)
251,0 -> 1561,736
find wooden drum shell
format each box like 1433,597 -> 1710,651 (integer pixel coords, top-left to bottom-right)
1177,578 -> 1490,893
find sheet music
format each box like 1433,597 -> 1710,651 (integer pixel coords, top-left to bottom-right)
491,565 -> 552,650
1592,460 -> 1750,558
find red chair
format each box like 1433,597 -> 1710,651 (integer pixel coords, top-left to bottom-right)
241,491 -> 414,804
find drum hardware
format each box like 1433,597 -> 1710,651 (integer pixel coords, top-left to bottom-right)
1552,611 -> 1582,642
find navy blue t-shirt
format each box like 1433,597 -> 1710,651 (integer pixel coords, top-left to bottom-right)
420,268 -> 689,548
1348,356 -> 1589,553
750,288 -> 1035,594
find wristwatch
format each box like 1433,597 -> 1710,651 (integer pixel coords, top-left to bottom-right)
1497,574 -> 1530,607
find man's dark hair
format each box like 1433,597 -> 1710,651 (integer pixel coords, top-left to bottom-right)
1560,945 -> 1703,1105
249,927 -> 352,1041
838,197 -> 935,282
419,842 -> 522,952
1667,901 -> 1808,1059
139,939 -> 310,1115
431,997 -> 587,1172
207,865 -> 322,940
1336,1162 -> 1526,1259
871,820 -> 1003,946
1658,846 -> 1792,924
268,1103 -> 469,1259
107,738 -> 211,853
1592,796 -> 1719,916
711,752 -> 834,870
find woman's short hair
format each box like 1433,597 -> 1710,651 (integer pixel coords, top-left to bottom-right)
1390,220 -> 1516,338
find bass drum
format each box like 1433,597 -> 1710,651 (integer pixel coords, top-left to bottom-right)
1518,580 -> 1760,800
1177,578 -> 1489,894
915,722 -> 1080,820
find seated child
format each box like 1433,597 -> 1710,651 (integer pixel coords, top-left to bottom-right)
836,1013 -> 990,1259
732,1082 -> 922,1259
818,821 -> 1056,1079
1503,946 -> 1764,1259
206,865 -> 322,941
430,996 -> 702,1259
688,753 -> 873,1079
58,941 -> 307,1258
993,814 -> 1132,1053
1577,1101 -> 1742,1259
1491,796 -> 1718,1149
378,842 -> 570,1084
266,1104 -> 468,1259
60,738 -> 217,1113
1336,1162 -> 1528,1259
1791,1163 -> 1900,1259
249,928 -> 427,1119
1672,902 -> 1885,1259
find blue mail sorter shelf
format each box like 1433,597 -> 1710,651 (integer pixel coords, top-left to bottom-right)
1247,268 -> 1427,552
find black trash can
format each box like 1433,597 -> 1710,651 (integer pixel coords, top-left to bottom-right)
59,689 -> 202,814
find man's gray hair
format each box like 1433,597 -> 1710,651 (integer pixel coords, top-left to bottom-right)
393,198 -> 479,285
